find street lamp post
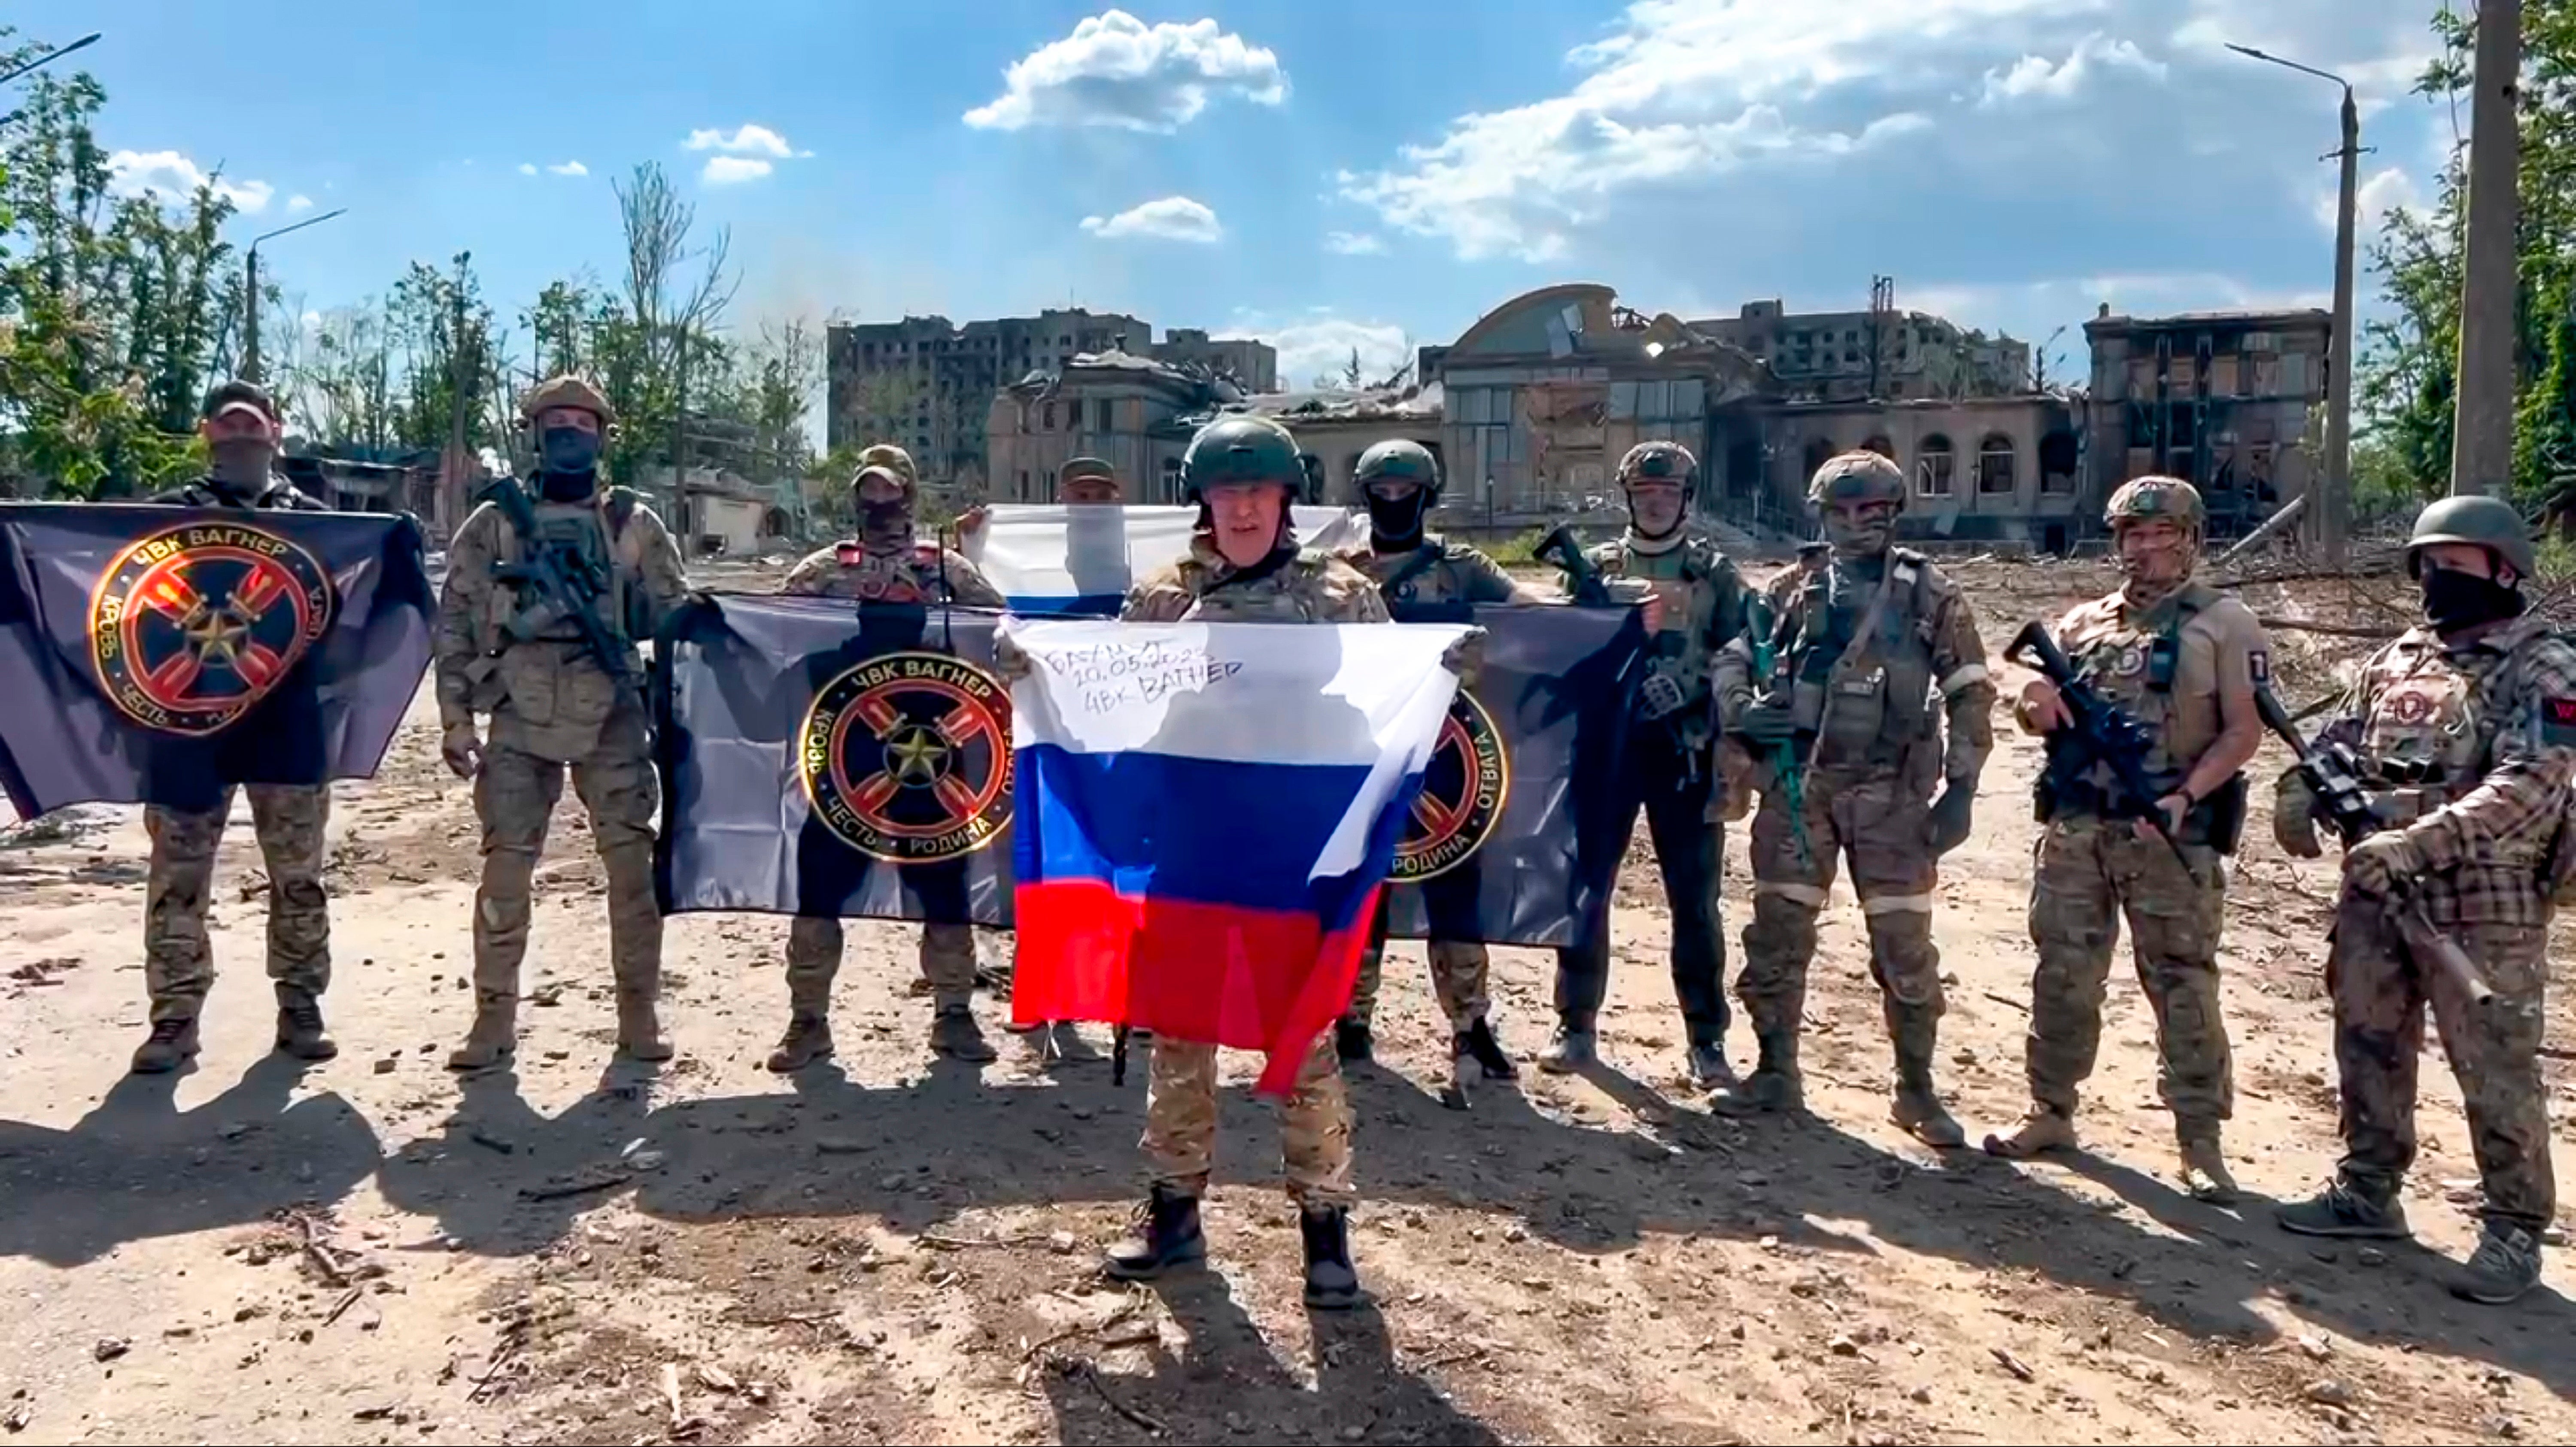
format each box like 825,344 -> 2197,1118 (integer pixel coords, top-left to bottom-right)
239,208 -> 347,383
2227,43 -> 2360,565
0,32 -> 100,87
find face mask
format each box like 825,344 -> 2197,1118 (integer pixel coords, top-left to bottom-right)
1366,487 -> 1431,546
2420,564 -> 2524,632
540,426 -> 601,477
859,495 -> 911,552
1823,508 -> 1893,559
208,438 -> 274,489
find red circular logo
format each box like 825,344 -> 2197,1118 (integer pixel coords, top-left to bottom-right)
88,522 -> 335,736
798,651 -> 1013,863
1394,692 -> 1509,882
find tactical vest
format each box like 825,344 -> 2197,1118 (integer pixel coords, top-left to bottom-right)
1172,549 -> 1345,622
2059,582 -> 2218,790
2355,632 -> 2515,828
1594,535 -> 1726,705
826,540 -> 961,602
493,484 -> 641,648
1783,550 -> 1938,768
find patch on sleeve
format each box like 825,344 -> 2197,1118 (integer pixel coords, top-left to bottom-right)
2248,648 -> 2271,684
2544,696 -> 2576,747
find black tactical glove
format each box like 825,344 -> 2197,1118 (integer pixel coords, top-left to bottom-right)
1925,784 -> 1976,856
1733,697 -> 1797,745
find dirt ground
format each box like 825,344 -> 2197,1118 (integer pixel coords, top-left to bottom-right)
2,553 -> 2572,1446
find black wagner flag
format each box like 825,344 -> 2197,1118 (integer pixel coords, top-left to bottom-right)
1379,601 -> 1646,951
0,504 -> 432,818
654,596 -> 1016,926
654,593 -> 1646,949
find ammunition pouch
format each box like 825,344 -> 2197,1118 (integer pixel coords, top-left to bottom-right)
2035,766 -> 2246,854
2194,773 -> 2249,855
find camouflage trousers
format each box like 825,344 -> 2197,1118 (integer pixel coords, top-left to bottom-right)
1343,896 -> 1489,1032
1143,1031 -> 1352,1207
2021,815 -> 2233,1126
471,730 -> 661,1002
784,917 -> 977,1013
1738,768 -> 1942,1050
143,784 -> 331,1022
2330,891 -> 2554,1232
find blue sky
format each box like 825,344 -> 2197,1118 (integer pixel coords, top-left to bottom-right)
17,0 -> 2461,389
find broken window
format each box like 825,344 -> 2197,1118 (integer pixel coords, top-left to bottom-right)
2281,353 -> 2311,396
1042,403 -> 1056,431
1978,434 -> 2016,495
1097,398 -> 1115,432
1804,437 -> 1838,478
1917,434 -> 1955,498
1862,435 -> 1894,459
2038,430 -> 2080,493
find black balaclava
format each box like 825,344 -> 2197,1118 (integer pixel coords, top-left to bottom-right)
1366,485 -> 1432,550
2421,561 -> 2525,634
536,425 -> 602,502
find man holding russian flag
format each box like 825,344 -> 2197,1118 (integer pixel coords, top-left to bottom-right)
1002,414 -> 1466,1311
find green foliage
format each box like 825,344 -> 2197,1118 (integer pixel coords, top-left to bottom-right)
1485,526 -> 1549,565
2360,1 -> 2576,506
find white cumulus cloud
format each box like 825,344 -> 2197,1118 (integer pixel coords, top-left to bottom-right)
1324,231 -> 1385,255
517,162 -> 538,176
1979,33 -> 2168,106
286,194 -> 314,213
547,160 -> 589,176
1078,195 -> 1222,243
1231,311 -> 1413,390
966,10 -> 1288,132
684,124 -> 808,158
701,156 -> 776,185
106,149 -> 274,214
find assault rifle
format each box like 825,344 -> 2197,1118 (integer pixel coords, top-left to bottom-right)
485,477 -> 636,697
1535,524 -> 1609,605
1744,591 -> 1811,867
2007,620 -> 2190,868
2252,684 -> 2493,1010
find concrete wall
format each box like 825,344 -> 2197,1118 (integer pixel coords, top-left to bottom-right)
1756,397 -> 2086,546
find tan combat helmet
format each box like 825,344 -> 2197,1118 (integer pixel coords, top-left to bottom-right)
2104,475 -> 2205,535
518,374 -> 615,428
1807,450 -> 1908,514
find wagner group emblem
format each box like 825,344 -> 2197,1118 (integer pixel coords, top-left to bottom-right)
89,521 -> 337,736
1395,690 -> 1508,881
800,651 -> 1012,863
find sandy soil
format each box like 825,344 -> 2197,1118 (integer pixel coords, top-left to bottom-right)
0,553 -> 2570,1445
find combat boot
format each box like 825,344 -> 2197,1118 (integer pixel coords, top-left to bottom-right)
1537,1018 -> 1596,1074
2451,1222 -> 2544,1305
2176,1124 -> 2238,1205
1300,1205 -> 1362,1310
1103,1185 -> 1205,1281
1982,1103 -> 2078,1160
616,991 -> 673,1062
766,1012 -> 834,1073
930,1004 -> 995,1062
273,985 -> 338,1062
1710,1029 -> 1802,1116
1888,1009 -> 1964,1148
1687,1034 -> 1735,1091
130,1016 -> 200,1075
2275,1179 -> 2411,1240
1334,1016 -> 1374,1064
447,993 -> 517,1072
1454,1018 -> 1517,1080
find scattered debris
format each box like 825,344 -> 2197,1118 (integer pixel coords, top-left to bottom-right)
91,1338 -> 128,1363
1990,1347 -> 2035,1383
518,1164 -> 626,1201
2305,1380 -> 2354,1408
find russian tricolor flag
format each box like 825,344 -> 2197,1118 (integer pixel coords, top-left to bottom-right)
959,505 -> 1369,616
1001,616 -> 1470,1093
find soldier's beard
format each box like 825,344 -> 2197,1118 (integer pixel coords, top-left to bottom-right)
860,499 -> 912,553
208,439 -> 275,490
2119,545 -> 2194,603
1823,516 -> 1892,559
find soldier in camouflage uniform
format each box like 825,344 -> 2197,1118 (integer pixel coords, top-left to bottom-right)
1710,451 -> 1995,1147
130,380 -> 340,1073
435,376 -> 690,1070
1541,441 -> 1750,1088
767,444 -> 1009,1072
1984,479 -> 2265,1199
2275,495 -> 2576,1305
1099,415 -> 1392,1312
1334,438 -> 1543,1084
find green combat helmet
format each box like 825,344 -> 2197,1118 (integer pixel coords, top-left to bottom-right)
1807,450 -> 1908,513
1182,415 -> 1305,499
2405,493 -> 2536,581
2105,474 -> 2205,534
1355,439 -> 1442,500
1617,440 -> 1698,492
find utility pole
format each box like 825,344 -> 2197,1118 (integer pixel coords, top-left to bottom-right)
2450,0 -> 2523,498
2225,43 -> 2360,562
671,325 -> 690,528
0,32 -> 100,87
239,207 -> 347,383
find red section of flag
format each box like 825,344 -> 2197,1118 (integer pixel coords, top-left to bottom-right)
1009,879 -> 1373,1096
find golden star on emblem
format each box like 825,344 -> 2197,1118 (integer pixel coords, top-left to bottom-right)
885,726 -> 950,786
181,600 -> 254,668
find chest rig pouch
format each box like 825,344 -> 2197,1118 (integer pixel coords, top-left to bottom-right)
2054,586 -> 2248,851
1789,554 -> 1935,766
492,487 -> 633,732
1628,539 -> 1720,724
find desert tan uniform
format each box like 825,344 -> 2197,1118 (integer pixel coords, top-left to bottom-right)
774,539 -> 1008,1018
139,476 -> 335,1023
1712,549 -> 1993,1071
434,483 -> 688,1027
2020,581 -> 2265,1137
1343,535 -> 1536,1034
1121,534 -> 1391,1206
2297,615 -> 2576,1231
